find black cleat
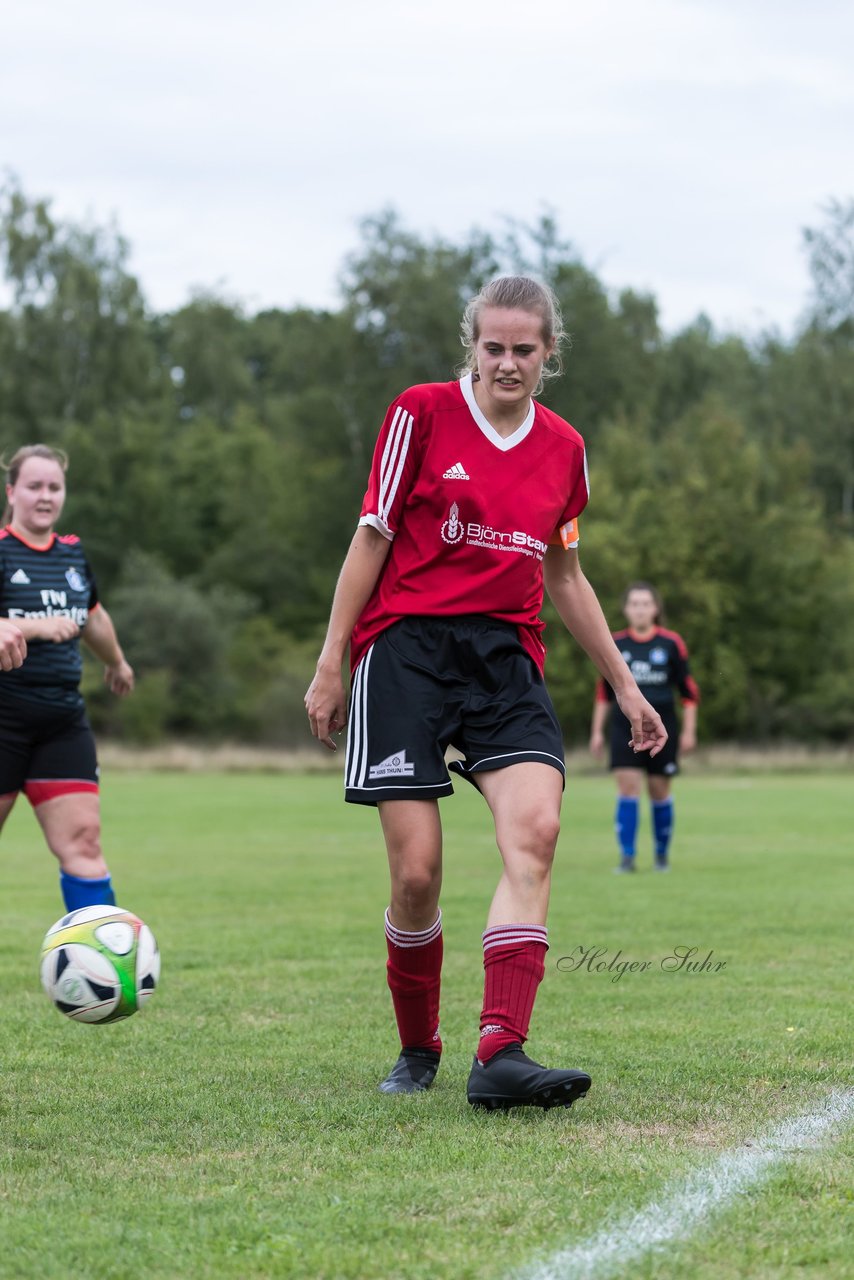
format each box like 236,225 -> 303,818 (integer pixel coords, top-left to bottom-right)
614,856 -> 637,873
378,1047 -> 441,1094
467,1043 -> 591,1112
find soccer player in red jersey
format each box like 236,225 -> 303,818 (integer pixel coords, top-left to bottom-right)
590,583 -> 700,872
0,445 -> 135,910
306,278 -> 667,1110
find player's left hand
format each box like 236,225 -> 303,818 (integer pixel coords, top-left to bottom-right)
0,619 -> 26,670
615,688 -> 668,757
105,659 -> 135,696
305,667 -> 348,751
680,730 -> 696,753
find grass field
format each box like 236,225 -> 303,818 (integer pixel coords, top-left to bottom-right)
1,770 -> 851,1280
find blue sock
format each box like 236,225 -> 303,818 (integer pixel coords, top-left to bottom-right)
60,872 -> 116,912
615,797 -> 639,859
652,799 -> 674,860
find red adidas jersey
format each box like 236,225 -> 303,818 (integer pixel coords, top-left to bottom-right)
350,374 -> 589,674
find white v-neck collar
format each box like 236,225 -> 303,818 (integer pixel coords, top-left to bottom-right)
459,373 -> 536,452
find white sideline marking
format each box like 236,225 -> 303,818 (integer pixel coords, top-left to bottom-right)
516,1090 -> 854,1280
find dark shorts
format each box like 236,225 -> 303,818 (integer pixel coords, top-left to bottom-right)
345,616 -> 565,806
0,696 -> 99,806
609,704 -> 680,776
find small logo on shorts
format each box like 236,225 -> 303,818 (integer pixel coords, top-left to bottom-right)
441,501 -> 465,545
369,750 -> 416,779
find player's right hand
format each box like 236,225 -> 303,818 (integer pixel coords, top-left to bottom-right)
0,619 -> 27,669
615,687 -> 668,757
589,730 -> 604,757
40,616 -> 81,643
305,668 -> 348,751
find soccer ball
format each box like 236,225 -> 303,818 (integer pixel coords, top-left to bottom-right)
40,905 -> 160,1023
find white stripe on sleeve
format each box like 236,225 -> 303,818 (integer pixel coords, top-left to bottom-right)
378,408 -> 413,527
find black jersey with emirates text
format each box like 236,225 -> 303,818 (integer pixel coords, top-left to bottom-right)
596,627 -> 700,714
0,527 -> 99,709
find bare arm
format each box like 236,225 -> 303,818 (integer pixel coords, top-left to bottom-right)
680,700 -> 698,752
543,546 -> 667,757
12,615 -> 79,642
305,524 -> 393,750
589,695 -> 609,757
81,605 -> 135,696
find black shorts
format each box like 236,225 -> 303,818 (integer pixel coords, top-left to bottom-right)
0,696 -> 99,806
609,704 -> 680,776
344,616 -> 565,806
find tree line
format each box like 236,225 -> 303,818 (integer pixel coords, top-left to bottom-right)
1,180 -> 852,744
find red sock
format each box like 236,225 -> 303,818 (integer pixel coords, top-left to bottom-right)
385,909 -> 443,1053
477,924 -> 548,1063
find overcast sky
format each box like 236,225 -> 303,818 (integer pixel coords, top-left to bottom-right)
3,0 -> 852,334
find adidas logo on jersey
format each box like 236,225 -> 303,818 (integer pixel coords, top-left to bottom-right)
442,462 -> 470,480
10,568 -> 31,585
369,749 -> 416,780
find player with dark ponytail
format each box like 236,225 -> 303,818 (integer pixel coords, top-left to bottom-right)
590,582 -> 700,871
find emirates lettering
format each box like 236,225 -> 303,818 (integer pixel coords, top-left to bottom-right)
7,606 -> 89,624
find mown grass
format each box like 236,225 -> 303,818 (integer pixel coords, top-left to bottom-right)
0,771 -> 851,1279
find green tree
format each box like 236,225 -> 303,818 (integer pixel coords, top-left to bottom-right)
87,551 -> 251,738
161,292 -> 254,425
0,177 -> 159,441
803,197 -> 854,330
545,398 -> 850,742
3,182 -> 851,744
797,199 -> 854,520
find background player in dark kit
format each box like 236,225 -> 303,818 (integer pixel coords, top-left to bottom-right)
0,445 -> 135,910
306,278 -> 667,1111
590,582 -> 700,872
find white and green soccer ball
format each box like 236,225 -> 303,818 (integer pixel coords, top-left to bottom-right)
40,905 -> 160,1023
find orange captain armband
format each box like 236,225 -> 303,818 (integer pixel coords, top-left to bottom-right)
549,518 -> 580,550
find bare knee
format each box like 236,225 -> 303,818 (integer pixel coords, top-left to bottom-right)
616,769 -> 643,798
71,817 -> 102,862
392,864 -> 441,918
524,808 -> 561,866
51,818 -> 105,875
381,801 -> 443,930
496,809 -> 560,890
389,850 -> 442,928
